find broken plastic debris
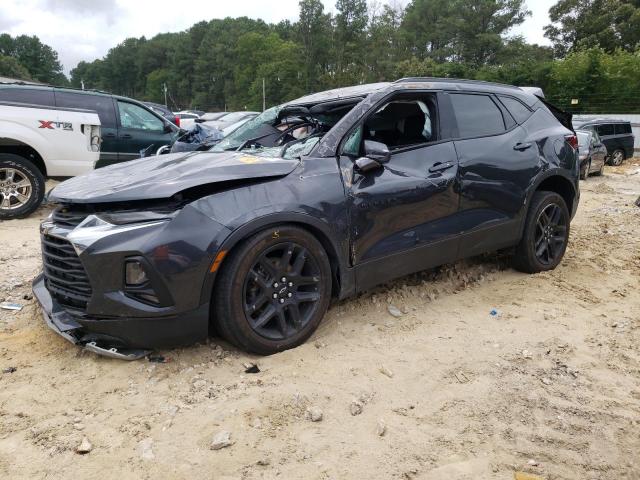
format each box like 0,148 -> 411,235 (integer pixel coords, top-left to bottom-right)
244,363 -> 260,374
2,367 -> 17,374
0,302 -> 23,311
489,308 -> 501,317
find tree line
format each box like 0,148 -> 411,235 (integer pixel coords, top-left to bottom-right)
1,0 -> 640,113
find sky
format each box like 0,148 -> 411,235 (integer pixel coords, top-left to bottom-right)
0,0 -> 557,75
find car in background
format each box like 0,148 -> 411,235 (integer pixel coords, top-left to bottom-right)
174,111 -> 200,129
573,118 -> 634,166
143,102 -> 180,127
203,111 -> 259,130
35,78 -> 579,359
0,83 -> 180,169
198,112 -> 229,122
576,129 -> 607,179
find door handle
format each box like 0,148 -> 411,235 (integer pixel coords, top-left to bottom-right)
120,134 -> 133,139
103,133 -> 116,138
428,161 -> 454,173
513,142 -> 532,151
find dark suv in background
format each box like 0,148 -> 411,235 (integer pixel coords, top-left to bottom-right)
34,78 -> 579,359
573,117 -> 635,166
0,84 -> 179,169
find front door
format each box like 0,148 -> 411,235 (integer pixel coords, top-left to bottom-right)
115,100 -> 175,162
339,92 -> 461,291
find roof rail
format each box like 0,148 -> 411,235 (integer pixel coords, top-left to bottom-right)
0,81 -> 113,96
394,77 -> 519,90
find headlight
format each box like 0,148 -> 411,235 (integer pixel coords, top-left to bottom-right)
96,210 -> 178,225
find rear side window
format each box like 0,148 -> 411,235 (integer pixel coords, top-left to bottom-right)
450,94 -> 505,138
55,91 -> 117,128
596,124 -> 615,136
615,123 -> 632,134
0,87 -> 55,106
498,96 -> 532,124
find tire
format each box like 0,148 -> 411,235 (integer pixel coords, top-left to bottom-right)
0,154 -> 45,220
213,225 -> 332,355
580,161 -> 589,180
609,149 -> 625,166
513,191 -> 570,274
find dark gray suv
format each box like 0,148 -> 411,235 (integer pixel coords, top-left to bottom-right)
573,118 -> 635,166
33,78 -> 580,359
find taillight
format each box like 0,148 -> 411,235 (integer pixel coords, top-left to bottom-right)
174,116 -> 180,127
565,134 -> 578,150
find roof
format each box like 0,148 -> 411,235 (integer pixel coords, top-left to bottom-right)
288,78 -> 540,108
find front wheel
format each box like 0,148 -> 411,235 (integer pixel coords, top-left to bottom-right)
213,225 -> 332,355
513,191 -> 570,273
0,154 -> 45,220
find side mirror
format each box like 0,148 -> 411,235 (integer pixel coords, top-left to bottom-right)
194,118 -> 205,124
354,140 -> 390,173
163,123 -> 174,134
364,140 -> 390,164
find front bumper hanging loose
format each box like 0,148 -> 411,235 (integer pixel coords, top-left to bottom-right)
32,274 -> 151,360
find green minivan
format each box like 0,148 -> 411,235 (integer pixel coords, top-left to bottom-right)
0,84 -> 180,168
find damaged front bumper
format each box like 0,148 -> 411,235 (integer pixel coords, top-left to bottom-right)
33,273 -> 150,360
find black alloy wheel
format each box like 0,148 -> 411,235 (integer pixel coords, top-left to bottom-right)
214,225 -> 331,355
533,203 -> 568,266
243,242 -> 322,341
513,191 -> 570,273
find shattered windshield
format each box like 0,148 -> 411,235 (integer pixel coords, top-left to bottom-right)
210,97 -> 361,159
212,107 -> 280,153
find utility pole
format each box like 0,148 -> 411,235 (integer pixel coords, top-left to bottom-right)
163,83 -> 168,107
262,78 -> 266,112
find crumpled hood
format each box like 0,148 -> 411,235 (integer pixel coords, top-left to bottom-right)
50,151 -> 299,204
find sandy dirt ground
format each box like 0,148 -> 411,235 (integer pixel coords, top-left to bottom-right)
0,164 -> 639,480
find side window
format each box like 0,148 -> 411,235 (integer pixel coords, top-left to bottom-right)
615,123 -> 631,135
450,93 -> 505,138
597,124 -> 614,136
0,88 -> 55,106
54,91 -> 117,128
343,125 -> 363,157
359,95 -> 437,152
498,96 -> 532,124
118,101 -> 164,131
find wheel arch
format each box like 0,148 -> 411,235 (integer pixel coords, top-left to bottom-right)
200,213 -> 352,307
0,140 -> 47,177
533,173 -> 577,215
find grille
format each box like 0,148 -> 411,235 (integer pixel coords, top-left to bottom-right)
52,207 -> 88,228
41,234 -> 92,311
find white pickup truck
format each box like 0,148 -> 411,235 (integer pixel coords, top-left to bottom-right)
0,100 -> 101,219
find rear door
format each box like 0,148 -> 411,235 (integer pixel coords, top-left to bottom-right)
54,90 -> 118,166
340,91 -> 461,290
451,92 -> 539,257
115,100 -> 176,162
615,123 -> 634,157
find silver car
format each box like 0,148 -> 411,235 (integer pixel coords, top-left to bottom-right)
577,129 -> 607,179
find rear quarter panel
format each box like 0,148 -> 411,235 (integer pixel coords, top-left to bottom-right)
0,104 -> 100,176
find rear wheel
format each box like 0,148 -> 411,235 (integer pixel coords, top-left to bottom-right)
513,191 -> 570,273
213,225 -> 332,355
0,154 -> 45,220
609,149 -> 625,166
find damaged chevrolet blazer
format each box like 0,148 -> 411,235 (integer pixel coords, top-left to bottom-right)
33,78 -> 579,359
